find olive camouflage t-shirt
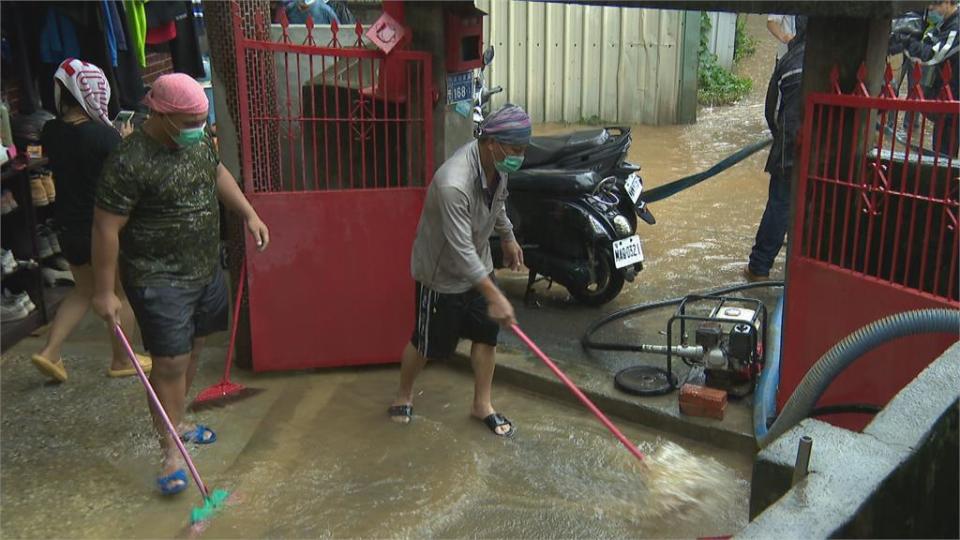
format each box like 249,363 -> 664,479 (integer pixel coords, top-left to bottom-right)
97,129 -> 220,288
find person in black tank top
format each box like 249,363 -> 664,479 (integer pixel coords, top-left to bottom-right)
30,59 -> 151,384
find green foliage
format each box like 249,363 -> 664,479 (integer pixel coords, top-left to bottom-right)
579,115 -> 602,126
734,15 -> 757,63
697,12 -> 753,107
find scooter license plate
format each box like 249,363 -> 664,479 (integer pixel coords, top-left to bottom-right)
625,173 -> 643,203
612,235 -> 644,269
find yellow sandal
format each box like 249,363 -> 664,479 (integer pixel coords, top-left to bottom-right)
107,354 -> 152,378
31,354 -> 67,383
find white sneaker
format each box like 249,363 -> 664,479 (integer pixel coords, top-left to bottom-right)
3,289 -> 35,312
1,249 -> 17,275
42,267 -> 75,287
1,297 -> 29,322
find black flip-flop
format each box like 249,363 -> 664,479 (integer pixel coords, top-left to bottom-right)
388,404 -> 413,423
480,412 -> 516,438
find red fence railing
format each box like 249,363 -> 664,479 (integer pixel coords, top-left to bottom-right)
232,4 -> 434,194
794,63 -> 959,302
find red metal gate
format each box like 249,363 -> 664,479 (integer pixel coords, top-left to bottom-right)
781,63 -> 959,430
232,5 -> 433,371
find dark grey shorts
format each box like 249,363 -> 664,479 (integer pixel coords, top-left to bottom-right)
125,268 -> 229,357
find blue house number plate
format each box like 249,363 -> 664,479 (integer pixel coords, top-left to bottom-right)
446,71 -> 473,105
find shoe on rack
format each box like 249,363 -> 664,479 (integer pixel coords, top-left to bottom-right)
1,190 -> 18,215
40,170 -> 56,202
1,249 -> 17,275
1,296 -> 29,322
30,175 -> 49,207
3,289 -> 36,312
38,224 -> 61,255
46,255 -> 70,271
42,266 -> 75,287
36,229 -> 54,259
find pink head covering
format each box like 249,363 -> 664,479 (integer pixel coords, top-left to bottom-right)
53,58 -> 112,127
143,73 -> 208,115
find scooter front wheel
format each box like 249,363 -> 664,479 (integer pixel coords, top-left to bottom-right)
568,252 -> 624,307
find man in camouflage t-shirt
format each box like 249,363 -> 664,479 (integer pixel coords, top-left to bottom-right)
92,74 -> 270,496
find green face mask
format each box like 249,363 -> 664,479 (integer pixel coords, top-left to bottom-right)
164,115 -> 206,147
493,143 -> 524,173
174,124 -> 206,147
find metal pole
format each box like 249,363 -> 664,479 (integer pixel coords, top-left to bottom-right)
792,435 -> 813,486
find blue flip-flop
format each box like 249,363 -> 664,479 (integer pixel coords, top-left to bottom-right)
179,424 -> 217,444
157,469 -> 188,496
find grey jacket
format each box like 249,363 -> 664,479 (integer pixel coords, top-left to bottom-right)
411,140 -> 516,294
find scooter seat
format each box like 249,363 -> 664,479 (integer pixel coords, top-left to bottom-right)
524,129 -> 609,168
508,169 -> 601,194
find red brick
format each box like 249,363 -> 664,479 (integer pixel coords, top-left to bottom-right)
679,384 -> 727,420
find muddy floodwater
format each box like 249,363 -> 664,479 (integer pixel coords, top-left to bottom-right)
1,16 -> 782,539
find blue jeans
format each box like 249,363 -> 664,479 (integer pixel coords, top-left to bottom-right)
749,169 -> 792,276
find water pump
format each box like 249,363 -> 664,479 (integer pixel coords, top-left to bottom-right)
616,295 -> 767,397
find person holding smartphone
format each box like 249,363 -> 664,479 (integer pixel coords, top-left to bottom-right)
30,58 -> 149,383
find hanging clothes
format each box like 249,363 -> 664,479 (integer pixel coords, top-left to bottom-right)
124,0 -> 147,67
145,21 -> 176,45
1,1 -> 43,114
100,0 -> 119,66
168,2 -> 204,78
105,0 -> 127,51
40,7 -> 82,65
112,0 -> 146,110
145,1 -> 187,27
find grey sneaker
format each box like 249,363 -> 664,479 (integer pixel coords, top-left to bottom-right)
1,297 -> 29,322
42,267 -> 75,287
36,230 -> 54,259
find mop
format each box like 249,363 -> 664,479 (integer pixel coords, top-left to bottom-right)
114,325 -> 231,525
510,324 -> 735,519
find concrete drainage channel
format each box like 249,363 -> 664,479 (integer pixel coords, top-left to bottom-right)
447,340 -> 960,537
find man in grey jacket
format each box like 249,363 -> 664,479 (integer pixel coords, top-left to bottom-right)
388,104 -> 530,437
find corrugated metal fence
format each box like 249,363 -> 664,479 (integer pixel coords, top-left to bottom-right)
475,0 -> 695,125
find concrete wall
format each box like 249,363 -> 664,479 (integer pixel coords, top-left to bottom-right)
741,342 -> 960,538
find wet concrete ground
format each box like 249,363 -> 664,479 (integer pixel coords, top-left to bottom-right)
2,15 -> 777,539
1,314 -> 750,538
495,14 -> 783,415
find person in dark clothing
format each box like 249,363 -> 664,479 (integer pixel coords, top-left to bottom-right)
901,1 -> 959,157
31,58 -> 151,383
745,17 -> 806,282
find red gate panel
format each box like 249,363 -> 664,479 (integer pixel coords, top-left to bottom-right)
246,190 -> 424,370
781,64 -> 959,430
231,4 -> 434,371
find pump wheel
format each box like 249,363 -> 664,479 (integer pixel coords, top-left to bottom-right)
568,251 -> 624,306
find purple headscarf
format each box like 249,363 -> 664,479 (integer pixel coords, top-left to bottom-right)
479,103 -> 532,145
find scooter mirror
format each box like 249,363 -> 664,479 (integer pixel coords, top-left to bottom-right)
482,46 -> 495,66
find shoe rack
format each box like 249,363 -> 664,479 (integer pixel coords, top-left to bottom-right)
1,156 -> 73,352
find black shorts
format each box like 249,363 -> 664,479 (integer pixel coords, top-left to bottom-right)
57,232 -> 91,266
410,280 -> 499,359
124,268 -> 229,357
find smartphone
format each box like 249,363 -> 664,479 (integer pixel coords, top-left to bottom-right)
113,110 -> 134,128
